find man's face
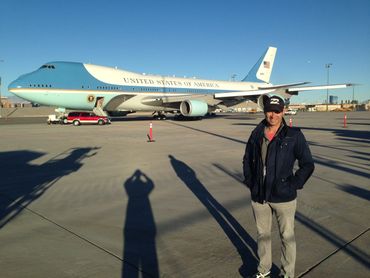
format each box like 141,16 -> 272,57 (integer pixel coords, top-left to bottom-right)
265,110 -> 284,128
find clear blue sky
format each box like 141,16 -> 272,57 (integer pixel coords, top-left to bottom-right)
1,0 -> 369,104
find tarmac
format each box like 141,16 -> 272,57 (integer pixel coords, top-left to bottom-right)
0,111 -> 369,278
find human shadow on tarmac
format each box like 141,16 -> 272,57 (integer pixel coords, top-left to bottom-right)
169,155 -> 280,277
313,154 -> 370,179
167,121 -> 246,145
122,170 -> 159,278
336,184 -> 370,201
299,127 -> 370,144
308,141 -> 370,157
232,123 -> 370,142
211,163 -> 370,271
296,212 -> 370,269
0,148 -> 98,229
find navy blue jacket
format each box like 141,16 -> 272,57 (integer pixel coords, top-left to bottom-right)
243,119 -> 314,203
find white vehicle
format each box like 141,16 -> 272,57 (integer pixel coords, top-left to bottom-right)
285,108 -> 297,115
47,114 -> 67,124
47,114 -> 60,124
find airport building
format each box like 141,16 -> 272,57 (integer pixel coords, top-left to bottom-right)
0,96 -> 12,108
329,95 -> 338,104
1,96 -> 32,108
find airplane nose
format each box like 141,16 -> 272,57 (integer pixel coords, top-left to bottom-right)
8,78 -> 26,99
8,79 -> 22,90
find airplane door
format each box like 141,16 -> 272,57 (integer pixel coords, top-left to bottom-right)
95,97 -> 104,108
93,97 -> 107,116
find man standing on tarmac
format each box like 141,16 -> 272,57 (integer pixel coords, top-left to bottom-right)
243,94 -> 314,278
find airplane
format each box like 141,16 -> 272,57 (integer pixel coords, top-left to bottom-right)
8,47 -> 352,119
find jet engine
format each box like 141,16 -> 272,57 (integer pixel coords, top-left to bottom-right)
257,95 -> 266,110
180,100 -> 208,117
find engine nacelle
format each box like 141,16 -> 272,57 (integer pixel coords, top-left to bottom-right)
257,95 -> 266,110
180,100 -> 208,117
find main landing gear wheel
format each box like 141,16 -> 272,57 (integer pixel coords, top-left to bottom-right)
152,112 -> 167,120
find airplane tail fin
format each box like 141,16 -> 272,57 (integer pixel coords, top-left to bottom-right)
242,47 -> 277,83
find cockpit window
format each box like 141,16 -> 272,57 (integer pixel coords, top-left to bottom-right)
40,64 -> 56,69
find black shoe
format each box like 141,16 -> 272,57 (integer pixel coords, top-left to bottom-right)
252,271 -> 271,278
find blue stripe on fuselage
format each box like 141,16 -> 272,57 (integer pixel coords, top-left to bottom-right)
11,62 -> 107,89
9,61 -> 233,94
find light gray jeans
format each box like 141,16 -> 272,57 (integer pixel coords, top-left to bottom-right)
251,199 -> 297,277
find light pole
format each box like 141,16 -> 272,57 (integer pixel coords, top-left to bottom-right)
0,76 -> 2,118
0,59 -> 4,118
352,85 -> 356,111
325,63 -> 332,112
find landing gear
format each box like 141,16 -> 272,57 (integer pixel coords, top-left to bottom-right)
152,111 -> 167,120
174,114 -> 202,121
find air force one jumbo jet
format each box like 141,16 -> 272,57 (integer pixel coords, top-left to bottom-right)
9,47 -> 351,118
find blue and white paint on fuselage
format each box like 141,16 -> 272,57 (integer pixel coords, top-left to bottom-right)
9,61 -> 264,111
9,47 -> 351,116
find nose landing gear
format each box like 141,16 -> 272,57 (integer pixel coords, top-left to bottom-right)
152,111 -> 167,120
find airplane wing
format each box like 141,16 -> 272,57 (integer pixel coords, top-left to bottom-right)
214,89 -> 275,99
103,92 -> 196,112
286,83 -> 352,93
103,82 -> 353,115
214,82 -> 309,99
104,94 -> 135,111
258,82 -> 310,90
214,83 -> 353,98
